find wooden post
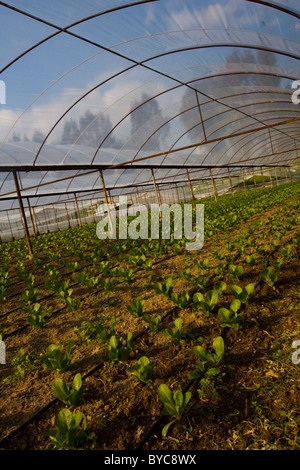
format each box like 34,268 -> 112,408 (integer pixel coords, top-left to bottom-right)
228,168 -> 235,198
261,168 -> 265,188
13,171 -> 33,259
99,170 -> 113,233
252,169 -> 257,191
74,193 -> 82,226
26,197 -> 36,236
151,168 -> 161,207
186,168 -> 196,210
269,169 -> 273,187
242,169 -> 247,195
65,203 -> 71,228
210,169 -> 218,203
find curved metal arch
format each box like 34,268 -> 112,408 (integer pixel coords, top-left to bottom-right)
0,0 -> 159,73
34,39 -> 300,166
213,125 -> 300,172
135,94 -> 298,168
131,93 -> 300,175
92,69 -> 297,156
245,0 -> 300,19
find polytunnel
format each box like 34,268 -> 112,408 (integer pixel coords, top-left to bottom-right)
0,0 -> 299,250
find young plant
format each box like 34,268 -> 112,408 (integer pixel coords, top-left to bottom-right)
218,299 -> 242,330
74,319 -> 116,344
157,384 -> 191,437
46,408 -> 94,450
27,303 -> 52,329
58,287 -> 80,311
230,283 -> 255,304
126,298 -> 145,318
162,318 -> 185,345
170,290 -> 190,309
195,276 -> 210,291
142,314 -> 162,333
42,343 -> 72,372
52,373 -> 84,408
127,356 -> 156,385
260,267 -> 278,287
189,336 -> 224,379
106,333 -> 133,363
192,289 -> 219,316
155,277 -> 173,298
194,258 -> 209,273
228,264 -> 244,280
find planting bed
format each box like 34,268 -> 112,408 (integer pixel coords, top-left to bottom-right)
0,182 -> 299,451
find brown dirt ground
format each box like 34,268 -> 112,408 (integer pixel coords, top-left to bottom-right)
0,189 -> 299,451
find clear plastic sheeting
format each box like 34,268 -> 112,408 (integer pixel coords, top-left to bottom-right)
0,0 -> 299,241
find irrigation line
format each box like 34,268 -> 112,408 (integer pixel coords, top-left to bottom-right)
134,235 -> 297,450
0,232 -> 296,448
0,239 -> 244,447
0,223 -> 296,447
1,252 -> 177,339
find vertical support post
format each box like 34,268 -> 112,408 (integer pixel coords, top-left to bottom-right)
186,168 -> 196,210
274,167 -> 279,185
252,168 -> 257,191
65,203 -> 71,228
151,168 -> 161,207
99,170 -> 113,233
210,169 -> 218,203
269,168 -> 273,187
74,193 -> 82,226
227,167 -> 235,198
13,171 -> 33,259
242,169 -> 247,195
32,206 -> 39,234
261,168 -> 265,188
26,197 -> 36,236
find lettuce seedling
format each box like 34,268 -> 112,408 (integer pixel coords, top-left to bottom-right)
190,336 -> 224,379
142,314 -> 161,333
127,356 -> 156,385
107,333 -> 133,363
170,290 -> 189,309
218,299 -> 242,330
260,267 -> 278,287
228,264 -> 244,280
192,289 -> 218,316
155,277 -> 173,298
42,343 -> 72,372
126,298 -> 145,318
46,408 -> 94,450
230,283 -> 255,304
52,373 -> 84,408
157,384 -> 191,437
27,303 -> 52,329
162,318 -> 185,344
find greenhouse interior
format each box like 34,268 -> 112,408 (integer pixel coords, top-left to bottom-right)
0,0 -> 299,454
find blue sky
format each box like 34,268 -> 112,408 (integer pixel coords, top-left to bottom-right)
0,0 -> 299,146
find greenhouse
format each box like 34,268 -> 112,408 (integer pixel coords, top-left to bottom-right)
0,0 -> 299,453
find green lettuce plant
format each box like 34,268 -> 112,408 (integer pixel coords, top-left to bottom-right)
142,314 -> 161,333
189,336 -> 224,379
126,298 -> 145,318
162,318 -> 185,344
107,333 -> 133,363
157,384 -> 191,437
230,283 -> 255,304
52,373 -> 84,408
218,299 -> 242,330
46,408 -> 94,450
192,289 -> 219,316
42,343 -> 72,372
260,267 -> 278,287
127,356 -> 156,385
